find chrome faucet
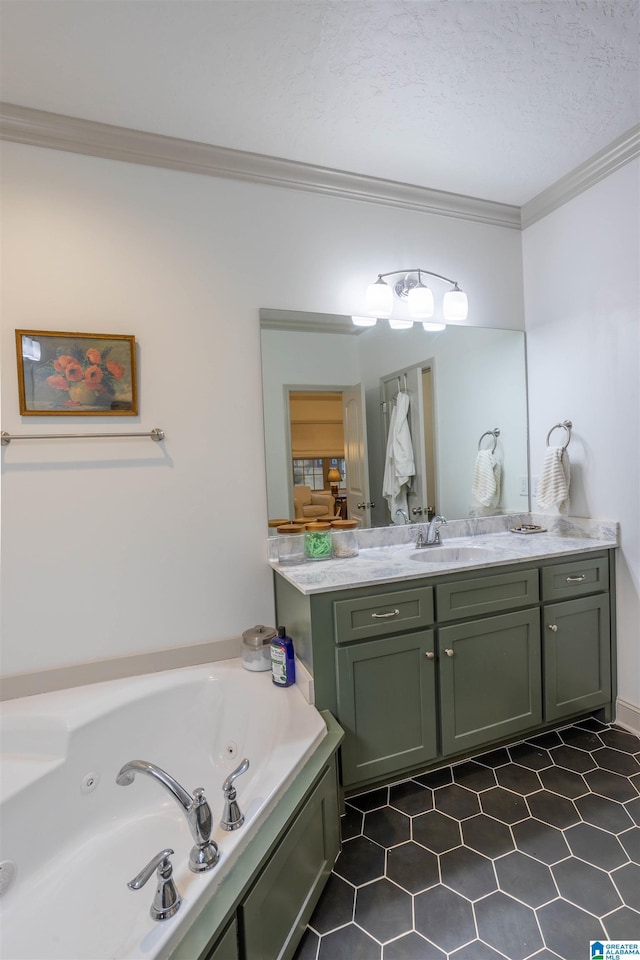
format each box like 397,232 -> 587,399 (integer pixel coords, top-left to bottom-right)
424,515 -> 447,546
220,758 -> 250,831
116,760 -> 220,872
394,509 -> 409,525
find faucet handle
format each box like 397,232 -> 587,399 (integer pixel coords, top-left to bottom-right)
221,758 -> 250,831
127,848 -> 181,921
222,758 -> 250,794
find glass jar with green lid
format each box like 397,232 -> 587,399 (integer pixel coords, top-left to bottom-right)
304,521 -> 332,561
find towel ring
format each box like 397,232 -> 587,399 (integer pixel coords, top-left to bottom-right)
546,420 -> 572,450
478,427 -> 500,454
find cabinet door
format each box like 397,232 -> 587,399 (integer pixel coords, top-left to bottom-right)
201,921 -> 238,960
337,630 -> 437,787
543,594 -> 611,722
240,764 -> 340,960
439,609 -> 541,756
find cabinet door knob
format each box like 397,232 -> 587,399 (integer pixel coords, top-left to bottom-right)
425,651 -> 435,659
371,608 -> 400,620
445,648 -> 455,657
412,507 -> 424,516
548,623 -> 558,632
566,574 -> 586,583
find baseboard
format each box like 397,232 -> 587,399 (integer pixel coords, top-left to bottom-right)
615,697 -> 640,736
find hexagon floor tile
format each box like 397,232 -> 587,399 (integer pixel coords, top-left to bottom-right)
294,720 -> 640,960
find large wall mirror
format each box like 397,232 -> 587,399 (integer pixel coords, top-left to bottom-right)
260,309 -> 529,529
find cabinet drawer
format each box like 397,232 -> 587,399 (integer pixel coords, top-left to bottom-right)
436,569 -> 539,622
541,556 -> 609,602
334,586 -> 434,643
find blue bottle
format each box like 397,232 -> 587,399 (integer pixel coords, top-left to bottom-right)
271,626 -> 296,687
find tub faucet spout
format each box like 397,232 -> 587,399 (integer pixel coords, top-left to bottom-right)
116,759 -> 219,872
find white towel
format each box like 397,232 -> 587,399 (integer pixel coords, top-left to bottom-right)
383,392 -> 415,518
537,446 -> 570,513
471,449 -> 502,507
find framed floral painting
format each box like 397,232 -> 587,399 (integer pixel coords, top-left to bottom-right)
15,330 -> 138,416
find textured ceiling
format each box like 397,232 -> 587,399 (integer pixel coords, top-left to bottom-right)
1,0 -> 638,205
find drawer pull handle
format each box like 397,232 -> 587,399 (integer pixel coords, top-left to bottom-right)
371,609 -> 400,619
566,575 -> 586,583
425,651 -> 435,660
445,648 -> 455,657
548,624 -> 558,632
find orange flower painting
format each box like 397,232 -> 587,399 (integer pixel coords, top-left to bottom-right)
16,331 -> 137,416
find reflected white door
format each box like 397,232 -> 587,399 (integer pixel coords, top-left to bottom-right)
342,384 -> 372,528
380,366 -> 436,523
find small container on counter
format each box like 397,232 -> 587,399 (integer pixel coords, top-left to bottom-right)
276,523 -> 305,564
271,626 -> 296,687
241,624 -> 277,672
331,519 -> 359,558
268,518 -> 289,537
304,521 -> 332,561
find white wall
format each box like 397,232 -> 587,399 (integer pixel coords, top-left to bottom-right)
523,159 -> 640,723
0,141 -> 524,677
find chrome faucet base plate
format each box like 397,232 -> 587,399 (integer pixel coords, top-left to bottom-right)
190,841 -> 220,873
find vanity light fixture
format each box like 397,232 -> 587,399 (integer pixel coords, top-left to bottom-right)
355,268 -> 468,332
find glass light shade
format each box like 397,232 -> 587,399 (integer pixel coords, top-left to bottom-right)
365,279 -> 394,317
351,315 -> 377,327
407,284 -> 435,319
389,317 -> 414,330
442,288 -> 469,321
422,321 -> 446,332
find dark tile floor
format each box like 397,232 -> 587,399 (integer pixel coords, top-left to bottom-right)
294,718 -> 640,960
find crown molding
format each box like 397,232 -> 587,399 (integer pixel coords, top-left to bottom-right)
2,103 -> 636,231
521,124 -> 640,228
0,102 -> 521,229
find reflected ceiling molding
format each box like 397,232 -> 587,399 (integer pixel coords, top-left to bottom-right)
259,309 -> 363,335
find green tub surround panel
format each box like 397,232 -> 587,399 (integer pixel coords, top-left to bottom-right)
274,549 -> 616,792
170,711 -> 343,960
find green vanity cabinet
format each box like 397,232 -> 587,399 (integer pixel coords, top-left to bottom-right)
542,556 -> 612,722
336,629 -> 438,786
273,549 -> 615,792
438,609 -> 542,756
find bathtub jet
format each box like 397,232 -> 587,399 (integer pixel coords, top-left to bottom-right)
116,759 -> 219,872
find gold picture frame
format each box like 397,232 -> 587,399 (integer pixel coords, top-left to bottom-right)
16,330 -> 138,416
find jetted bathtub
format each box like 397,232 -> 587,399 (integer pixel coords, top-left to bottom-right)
0,659 -> 328,960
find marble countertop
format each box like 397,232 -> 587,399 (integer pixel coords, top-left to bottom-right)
268,514 -> 618,596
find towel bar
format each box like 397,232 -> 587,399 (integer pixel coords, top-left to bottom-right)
1,427 -> 165,445
546,420 -> 572,450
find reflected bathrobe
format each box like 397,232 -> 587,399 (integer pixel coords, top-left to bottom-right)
383,391 -> 416,520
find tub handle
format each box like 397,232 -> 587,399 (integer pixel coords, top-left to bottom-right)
127,848 -> 181,921
221,758 -> 250,831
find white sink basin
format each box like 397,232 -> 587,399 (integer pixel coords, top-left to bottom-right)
410,546 -> 495,563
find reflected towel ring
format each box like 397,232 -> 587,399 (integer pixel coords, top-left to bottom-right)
478,427 -> 500,454
546,420 -> 572,450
